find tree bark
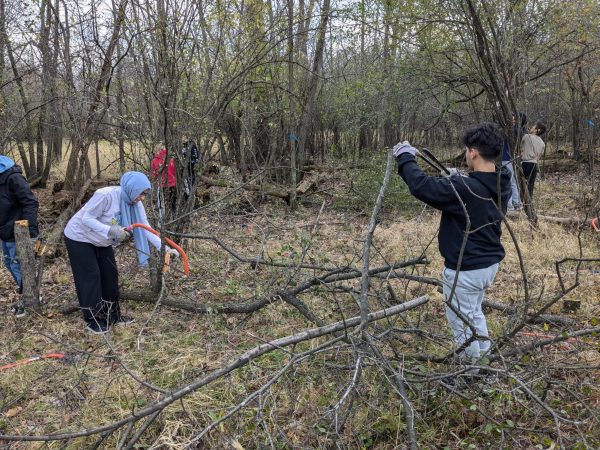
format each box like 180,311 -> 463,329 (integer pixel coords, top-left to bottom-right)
296,0 -> 331,183
287,0 -> 297,209
63,0 -> 129,190
14,220 -> 40,312
4,36 -> 34,176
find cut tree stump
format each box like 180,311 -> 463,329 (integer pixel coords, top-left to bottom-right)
14,220 -> 41,313
562,299 -> 581,313
540,158 -> 579,173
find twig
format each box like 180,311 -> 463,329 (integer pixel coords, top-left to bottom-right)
330,355 -> 363,433
0,296 -> 429,442
359,149 -> 394,330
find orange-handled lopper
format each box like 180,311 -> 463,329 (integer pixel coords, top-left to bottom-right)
0,353 -> 65,371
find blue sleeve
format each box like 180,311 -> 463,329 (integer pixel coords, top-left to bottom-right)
397,154 -> 463,214
502,140 -> 511,161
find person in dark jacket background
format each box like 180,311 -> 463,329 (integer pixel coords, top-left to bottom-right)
181,137 -> 200,199
0,155 -> 39,316
394,123 -> 511,369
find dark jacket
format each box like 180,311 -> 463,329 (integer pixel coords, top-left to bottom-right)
182,140 -> 200,168
502,125 -> 527,161
0,165 -> 39,241
397,154 -> 511,271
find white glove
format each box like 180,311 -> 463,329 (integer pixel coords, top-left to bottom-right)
166,247 -> 179,258
108,225 -> 130,243
392,141 -> 417,157
442,168 -> 459,178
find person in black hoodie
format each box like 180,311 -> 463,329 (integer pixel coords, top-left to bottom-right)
394,123 -> 511,367
0,155 -> 39,317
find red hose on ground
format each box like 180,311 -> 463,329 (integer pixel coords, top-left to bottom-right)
0,353 -> 65,371
126,223 -> 190,275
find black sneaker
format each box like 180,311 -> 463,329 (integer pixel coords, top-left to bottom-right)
113,315 -> 135,326
11,302 -> 26,318
85,321 -> 109,335
440,374 -> 475,390
440,376 -> 462,389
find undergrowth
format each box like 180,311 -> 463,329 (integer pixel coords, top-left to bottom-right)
0,156 -> 599,449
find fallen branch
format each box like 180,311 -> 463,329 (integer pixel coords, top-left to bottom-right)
199,175 -> 290,202
60,258 -> 428,319
167,231 -> 339,271
536,214 -> 593,226
490,326 -> 600,361
139,258 -> 427,315
0,295 -> 429,442
45,178 -> 93,255
482,299 -> 573,326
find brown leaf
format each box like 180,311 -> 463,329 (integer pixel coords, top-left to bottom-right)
5,406 -> 22,418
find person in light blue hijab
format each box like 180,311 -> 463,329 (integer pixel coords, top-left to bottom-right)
64,170 -> 171,334
119,171 -> 152,266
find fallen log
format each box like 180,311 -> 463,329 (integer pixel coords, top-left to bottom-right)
61,257 -> 428,320
536,214 -> 593,227
199,175 -> 290,203
45,178 -> 93,256
482,299 -> 573,326
539,158 -> 579,173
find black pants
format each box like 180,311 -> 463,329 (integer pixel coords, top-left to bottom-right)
521,162 -> 538,200
65,236 -> 120,324
168,186 -> 177,211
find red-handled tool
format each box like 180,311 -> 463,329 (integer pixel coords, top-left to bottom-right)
126,223 -> 190,275
592,217 -> 599,232
0,353 -> 65,371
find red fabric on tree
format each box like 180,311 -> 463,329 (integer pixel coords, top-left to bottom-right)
151,148 -> 176,188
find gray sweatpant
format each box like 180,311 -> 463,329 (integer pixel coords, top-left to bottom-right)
442,263 -> 499,363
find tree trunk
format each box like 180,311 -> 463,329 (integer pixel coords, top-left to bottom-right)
462,0 -> 537,224
34,0 -> 52,187
42,0 -> 60,182
49,0 -> 62,165
115,6 -> 126,174
296,0 -> 331,184
95,139 -> 101,177
287,0 -> 297,209
14,220 -> 40,312
0,0 -> 4,89
4,36 -> 34,176
63,0 -> 129,190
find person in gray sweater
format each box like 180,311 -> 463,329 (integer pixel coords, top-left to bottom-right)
520,121 -> 546,200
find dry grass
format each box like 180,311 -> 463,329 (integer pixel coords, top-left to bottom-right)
4,140 -> 154,182
0,154 -> 599,449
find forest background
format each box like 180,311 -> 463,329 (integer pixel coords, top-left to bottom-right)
0,0 -> 599,449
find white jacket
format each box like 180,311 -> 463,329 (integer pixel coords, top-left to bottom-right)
64,186 -> 161,249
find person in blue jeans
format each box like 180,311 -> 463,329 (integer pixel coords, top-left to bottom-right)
0,155 -> 39,317
502,112 -> 527,211
394,123 -> 511,369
